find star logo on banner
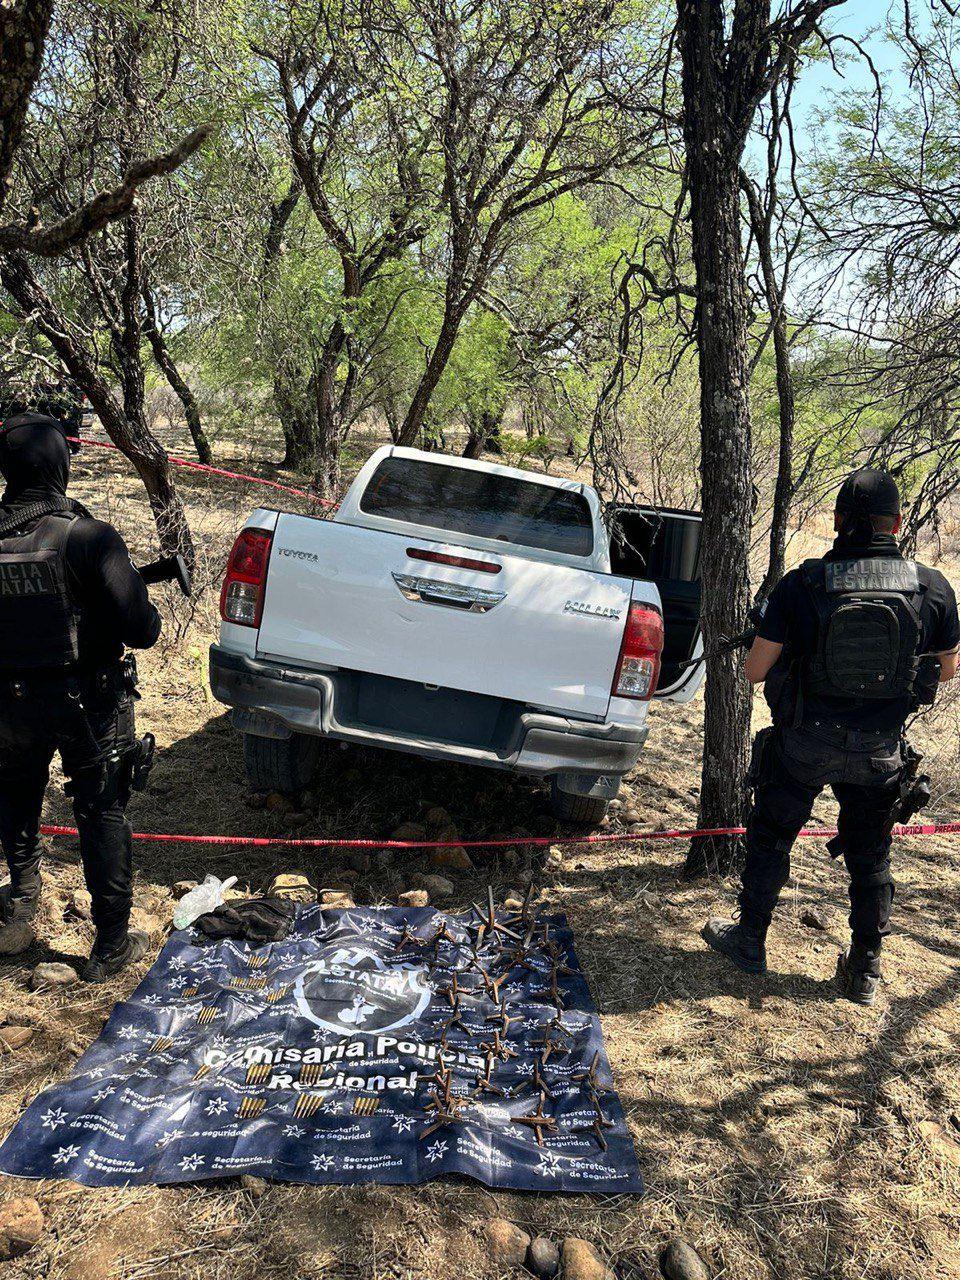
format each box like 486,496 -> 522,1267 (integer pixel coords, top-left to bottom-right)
514,1061 -> 534,1077
311,1153 -> 334,1172
168,956 -> 187,970
92,1086 -> 116,1103
85,1067 -> 106,1080
168,976 -> 189,990
52,1144 -> 80,1165
157,1128 -> 186,1148
536,1151 -> 564,1177
283,1124 -> 306,1138
425,1139 -> 448,1163
119,1052 -> 140,1064
391,1116 -> 415,1135
205,1098 -> 229,1117
178,1153 -> 205,1173
41,1107 -> 69,1130
141,994 -> 163,1005
117,1024 -> 140,1040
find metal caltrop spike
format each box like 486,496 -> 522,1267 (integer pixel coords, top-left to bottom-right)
572,1051 -> 603,1091
514,1095 -> 557,1146
472,886 -> 522,944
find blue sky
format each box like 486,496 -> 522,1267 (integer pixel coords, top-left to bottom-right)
785,0 -> 912,154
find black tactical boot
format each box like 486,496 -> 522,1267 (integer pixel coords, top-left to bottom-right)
836,943 -> 881,1006
0,883 -> 39,956
701,911 -> 768,975
81,929 -> 150,984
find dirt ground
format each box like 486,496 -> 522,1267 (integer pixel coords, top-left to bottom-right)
1,431 -> 959,1280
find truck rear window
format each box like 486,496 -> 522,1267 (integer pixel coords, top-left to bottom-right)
359,457 -> 594,556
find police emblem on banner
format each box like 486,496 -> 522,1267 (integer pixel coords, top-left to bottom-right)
293,943 -> 431,1034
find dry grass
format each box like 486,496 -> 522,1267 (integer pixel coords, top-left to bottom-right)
1,433 -> 959,1279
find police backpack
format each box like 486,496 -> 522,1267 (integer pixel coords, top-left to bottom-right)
0,501 -> 82,670
801,557 -> 923,700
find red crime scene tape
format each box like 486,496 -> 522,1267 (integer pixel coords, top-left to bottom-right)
38,820 -> 960,850
55,436 -> 960,852
68,436 -> 335,508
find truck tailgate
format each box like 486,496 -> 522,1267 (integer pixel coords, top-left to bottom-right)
255,515 -> 642,719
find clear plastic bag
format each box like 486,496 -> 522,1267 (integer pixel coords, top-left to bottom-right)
172,874 -> 239,930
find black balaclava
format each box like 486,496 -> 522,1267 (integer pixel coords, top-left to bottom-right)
0,416 -> 72,506
834,467 -> 901,550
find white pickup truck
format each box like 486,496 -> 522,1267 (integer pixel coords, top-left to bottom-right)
210,446 -> 705,824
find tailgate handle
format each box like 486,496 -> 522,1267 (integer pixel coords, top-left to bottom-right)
392,573 -> 505,614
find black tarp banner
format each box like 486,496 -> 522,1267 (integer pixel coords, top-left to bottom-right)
0,905 -> 643,1192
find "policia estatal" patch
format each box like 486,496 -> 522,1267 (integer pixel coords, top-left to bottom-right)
0,560 -> 56,596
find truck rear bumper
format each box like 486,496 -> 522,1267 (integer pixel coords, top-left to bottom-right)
209,645 -> 647,789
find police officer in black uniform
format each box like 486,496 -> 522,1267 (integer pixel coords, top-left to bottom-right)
0,405 -> 161,981
703,469 -> 960,1004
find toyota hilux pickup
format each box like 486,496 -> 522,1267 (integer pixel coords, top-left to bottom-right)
210,446 -> 705,824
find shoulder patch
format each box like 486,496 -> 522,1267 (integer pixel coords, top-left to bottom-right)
825,559 -> 920,594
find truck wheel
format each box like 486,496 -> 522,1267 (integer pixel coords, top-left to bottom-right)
548,779 -> 610,827
243,732 -> 321,794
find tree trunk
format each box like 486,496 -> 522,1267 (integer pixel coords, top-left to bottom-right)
0,0 -> 54,213
0,251 -> 195,568
397,307 -> 462,445
313,355 -> 342,500
142,284 -> 213,464
463,408 -> 505,459
741,171 -> 795,601
273,368 -> 317,469
755,250 -> 794,601
677,5 -> 754,877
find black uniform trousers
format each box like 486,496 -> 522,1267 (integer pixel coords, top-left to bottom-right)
739,724 -> 904,950
0,666 -> 136,954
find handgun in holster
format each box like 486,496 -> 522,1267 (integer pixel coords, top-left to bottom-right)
827,739 -> 931,859
746,726 -> 775,795
127,732 -> 155,791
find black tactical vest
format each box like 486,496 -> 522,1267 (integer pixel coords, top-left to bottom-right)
0,511 -> 81,670
800,556 -> 924,701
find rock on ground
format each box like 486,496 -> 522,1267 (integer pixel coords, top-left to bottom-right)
801,905 -> 829,930
430,845 -> 473,871
391,822 -> 427,842
412,873 -> 455,900
0,1025 -> 35,1050
30,962 -> 78,990
544,846 -> 564,874
0,1196 -> 44,1260
485,1218 -> 531,1269
397,889 -> 429,908
560,1237 -> 614,1280
64,888 -> 92,921
240,1174 -> 269,1197
659,1237 -> 711,1280
319,891 -> 355,909
424,806 -> 451,827
527,1235 -> 561,1278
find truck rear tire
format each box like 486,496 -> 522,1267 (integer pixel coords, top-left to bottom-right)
243,732 -> 321,794
548,779 -> 610,827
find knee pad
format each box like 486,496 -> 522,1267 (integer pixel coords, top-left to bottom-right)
846,855 -> 894,894
747,809 -> 797,857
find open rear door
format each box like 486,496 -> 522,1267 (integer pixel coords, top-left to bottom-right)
608,505 -> 705,701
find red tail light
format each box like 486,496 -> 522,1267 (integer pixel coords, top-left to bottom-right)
407,547 -> 502,574
612,603 -> 663,699
220,528 -> 273,627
